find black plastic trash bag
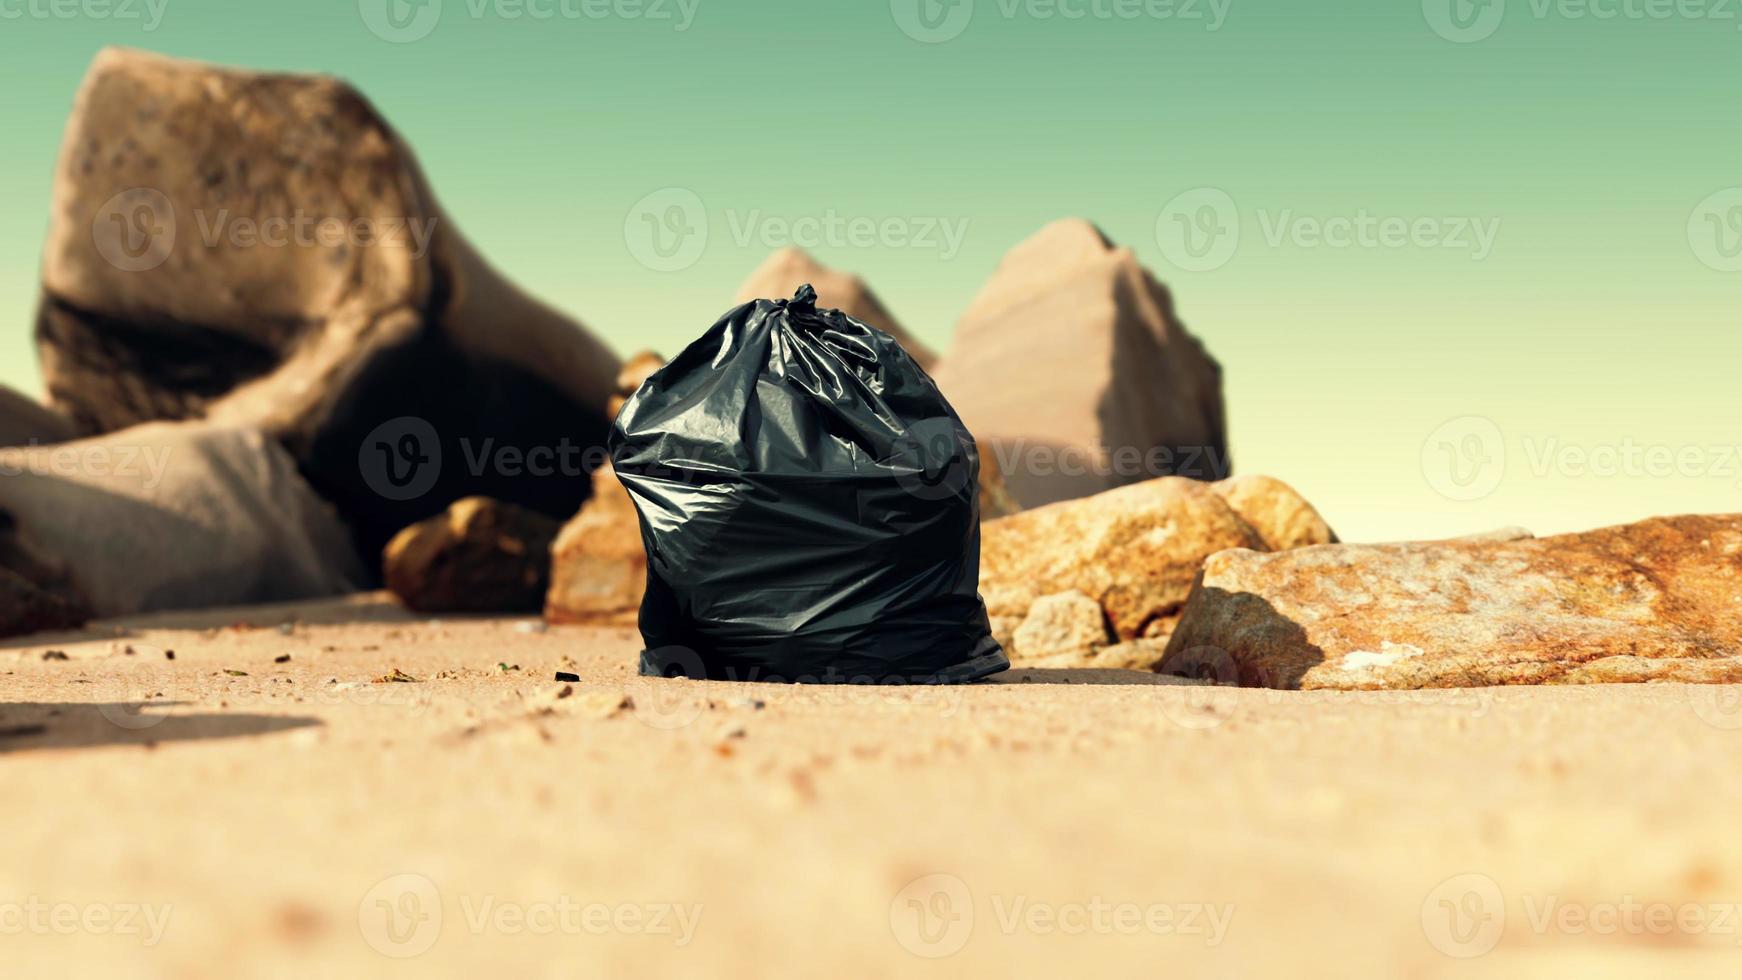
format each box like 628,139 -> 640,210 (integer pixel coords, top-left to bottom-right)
609,285 -> 1008,684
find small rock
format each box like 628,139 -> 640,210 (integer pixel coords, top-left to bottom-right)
41,650 -> 69,661
981,474 -> 1333,644
384,497 -> 561,614
544,466 -> 646,626
274,653 -> 291,664
554,671 -> 580,683
1009,591 -> 1110,666
372,668 -> 419,684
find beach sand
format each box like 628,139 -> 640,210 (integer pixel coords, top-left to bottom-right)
4,594 -> 1740,978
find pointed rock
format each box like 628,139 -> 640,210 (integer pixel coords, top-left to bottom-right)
734,247 -> 937,368
36,48 -> 620,557
931,219 -> 1228,508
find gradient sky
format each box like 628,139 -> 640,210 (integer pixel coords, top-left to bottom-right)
1,0 -> 1736,542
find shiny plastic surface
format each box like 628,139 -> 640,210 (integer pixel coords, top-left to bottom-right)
610,286 -> 1008,684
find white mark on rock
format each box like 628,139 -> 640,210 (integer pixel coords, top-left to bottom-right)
1339,642 -> 1425,672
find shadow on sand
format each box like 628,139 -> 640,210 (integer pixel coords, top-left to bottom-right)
988,667 -> 1205,687
0,702 -> 319,753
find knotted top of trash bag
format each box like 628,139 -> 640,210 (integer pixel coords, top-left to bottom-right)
609,286 -> 1007,685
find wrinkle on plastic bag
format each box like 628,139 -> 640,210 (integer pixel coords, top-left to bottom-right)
609,285 -> 1008,684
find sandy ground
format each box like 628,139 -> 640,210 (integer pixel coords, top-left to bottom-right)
4,594 -> 1742,978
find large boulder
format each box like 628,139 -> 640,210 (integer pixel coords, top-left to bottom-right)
979,474 -> 1334,667
734,248 -> 937,368
383,497 -> 559,613
37,48 -> 620,559
0,387 -> 76,448
930,219 -> 1228,508
0,423 -> 365,620
1158,514 -> 1742,689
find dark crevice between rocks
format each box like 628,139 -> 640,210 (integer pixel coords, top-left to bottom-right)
292,264 -> 608,575
35,293 -> 292,435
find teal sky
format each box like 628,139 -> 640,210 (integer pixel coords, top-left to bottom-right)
1,0 -> 1737,542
